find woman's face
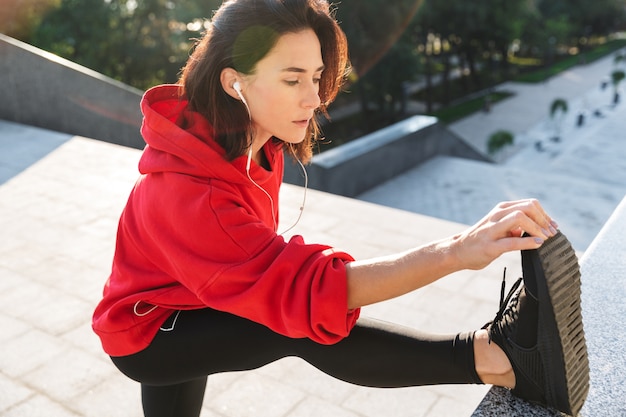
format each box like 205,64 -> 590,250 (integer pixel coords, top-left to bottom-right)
242,29 -> 324,145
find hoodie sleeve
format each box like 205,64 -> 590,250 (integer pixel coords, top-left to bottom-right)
126,173 -> 360,344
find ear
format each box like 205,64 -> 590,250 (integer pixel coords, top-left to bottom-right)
220,67 -> 241,100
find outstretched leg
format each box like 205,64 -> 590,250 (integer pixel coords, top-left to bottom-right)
291,316 -> 483,387
112,308 -> 485,417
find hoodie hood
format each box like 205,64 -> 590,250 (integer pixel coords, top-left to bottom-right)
139,84 -> 279,185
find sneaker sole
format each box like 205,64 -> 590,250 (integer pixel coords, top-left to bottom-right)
533,231 -> 589,415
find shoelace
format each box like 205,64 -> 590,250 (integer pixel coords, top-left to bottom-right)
487,268 -> 524,343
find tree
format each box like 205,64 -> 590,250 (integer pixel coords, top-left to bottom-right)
0,0 -> 59,41
31,0 -> 223,90
611,69 -> 625,105
549,98 -> 568,141
335,0 -> 423,77
487,130 -> 514,156
32,0 -> 117,76
411,0 -> 530,107
531,0 -> 626,56
335,0 -> 423,127
355,40 -> 421,127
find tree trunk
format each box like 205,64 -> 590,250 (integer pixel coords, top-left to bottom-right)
466,50 -> 480,90
442,53 -> 451,106
500,45 -> 509,80
425,52 -> 433,114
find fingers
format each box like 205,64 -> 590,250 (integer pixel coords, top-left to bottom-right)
494,234 -> 547,253
489,199 -> 558,241
455,199 -> 559,270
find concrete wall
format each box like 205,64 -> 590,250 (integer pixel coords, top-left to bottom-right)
0,34 -> 145,149
1,34 -> 490,197
284,115 -> 491,197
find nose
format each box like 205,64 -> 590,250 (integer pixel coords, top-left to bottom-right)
302,82 -> 321,109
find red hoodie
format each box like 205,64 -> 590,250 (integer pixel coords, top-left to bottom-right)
92,85 -> 360,356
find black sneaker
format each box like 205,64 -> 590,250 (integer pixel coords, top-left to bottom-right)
486,231 -> 589,416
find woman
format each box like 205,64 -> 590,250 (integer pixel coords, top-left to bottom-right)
92,1 -> 588,416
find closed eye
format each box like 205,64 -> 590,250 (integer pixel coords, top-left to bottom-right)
285,77 -> 321,86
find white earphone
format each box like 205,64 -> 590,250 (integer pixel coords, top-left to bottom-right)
233,81 -> 250,115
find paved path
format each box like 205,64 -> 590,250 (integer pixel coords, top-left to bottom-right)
359,53 -> 626,252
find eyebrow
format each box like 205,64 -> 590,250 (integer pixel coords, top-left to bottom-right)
281,65 -> 326,73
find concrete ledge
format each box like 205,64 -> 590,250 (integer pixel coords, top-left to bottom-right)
578,195 -> 626,416
284,115 -> 491,197
0,34 -> 144,149
472,195 -> 626,416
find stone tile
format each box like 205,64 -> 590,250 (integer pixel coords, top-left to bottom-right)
288,397 -> 361,417
61,322 -> 108,358
199,406 -> 230,417
2,394 -> 81,417
0,278 -> 92,336
0,241 -> 53,275
343,386 -> 438,417
206,372 -> 305,417
64,372 -> 143,417
0,313 -> 30,345
23,255 -> 108,305
257,357 -> 357,404
426,391 -> 486,417
0,372 -> 34,413
204,371 -> 243,398
22,349 -> 116,403
0,329 -> 67,378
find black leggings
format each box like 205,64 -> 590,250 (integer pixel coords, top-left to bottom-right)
111,308 -> 482,417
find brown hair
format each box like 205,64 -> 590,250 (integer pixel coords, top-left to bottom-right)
179,0 -> 350,163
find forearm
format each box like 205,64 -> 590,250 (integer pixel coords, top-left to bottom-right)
345,236 -> 462,309
344,199 -> 558,310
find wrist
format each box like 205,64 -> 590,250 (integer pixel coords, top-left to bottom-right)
440,233 -> 466,273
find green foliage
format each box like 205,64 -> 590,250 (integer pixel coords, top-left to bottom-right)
611,69 -> 625,88
515,39 -> 626,83
30,0 -> 223,90
550,98 -> 568,119
335,0 -> 424,126
536,0 -> 625,38
430,91 -> 513,124
0,0 -> 60,40
353,39 -> 422,127
487,130 -> 514,155
335,0 -> 424,76
32,0 -> 115,74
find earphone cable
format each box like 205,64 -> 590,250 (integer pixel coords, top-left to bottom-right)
278,146 -> 307,236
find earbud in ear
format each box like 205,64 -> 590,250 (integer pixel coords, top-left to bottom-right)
233,81 -> 246,102
232,81 -> 251,120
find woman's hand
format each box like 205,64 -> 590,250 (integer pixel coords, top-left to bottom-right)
451,199 -> 558,271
